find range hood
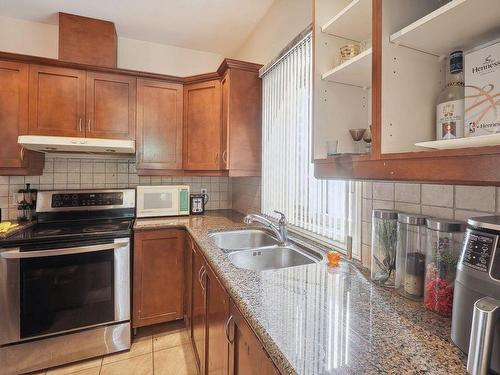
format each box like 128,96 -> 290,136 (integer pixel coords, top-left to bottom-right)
18,136 -> 135,154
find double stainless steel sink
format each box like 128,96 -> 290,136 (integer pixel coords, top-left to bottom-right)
208,229 -> 323,271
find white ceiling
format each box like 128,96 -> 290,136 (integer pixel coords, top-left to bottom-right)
0,0 -> 276,56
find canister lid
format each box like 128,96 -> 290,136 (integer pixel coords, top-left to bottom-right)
372,209 -> 398,220
426,218 -> 466,232
397,213 -> 427,225
467,216 -> 500,232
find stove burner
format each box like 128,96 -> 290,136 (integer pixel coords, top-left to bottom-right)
35,229 -> 68,236
83,224 -> 122,233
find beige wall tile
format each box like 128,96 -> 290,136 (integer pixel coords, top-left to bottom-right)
362,181 -> 373,199
395,202 -> 421,214
455,185 -> 495,213
373,199 -> 394,210
373,182 -> 394,201
421,184 -> 453,207
454,209 -> 491,222
421,205 -> 454,219
395,183 -> 420,204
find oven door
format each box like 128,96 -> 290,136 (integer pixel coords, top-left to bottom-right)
136,186 -> 181,217
0,238 -> 130,345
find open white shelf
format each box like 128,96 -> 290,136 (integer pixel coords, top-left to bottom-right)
415,133 -> 500,150
322,48 -> 372,88
390,0 -> 500,57
321,0 -> 371,41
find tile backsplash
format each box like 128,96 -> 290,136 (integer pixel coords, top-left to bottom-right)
361,181 -> 500,268
231,177 -> 261,214
0,156 -> 231,221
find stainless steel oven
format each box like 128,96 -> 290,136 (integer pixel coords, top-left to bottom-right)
0,189 -> 134,375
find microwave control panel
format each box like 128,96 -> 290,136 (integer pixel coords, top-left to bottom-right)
52,192 -> 124,207
462,230 -> 497,274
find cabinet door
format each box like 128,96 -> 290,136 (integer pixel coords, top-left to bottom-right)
133,229 -> 185,328
0,60 -> 45,175
221,74 -> 230,171
191,244 -> 207,374
184,234 -> 194,333
183,80 -> 222,170
29,65 -> 86,137
228,301 -> 278,375
206,269 -> 229,375
136,79 -> 183,170
86,72 -> 136,140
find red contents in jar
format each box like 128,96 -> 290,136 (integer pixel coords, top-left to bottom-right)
424,275 -> 454,316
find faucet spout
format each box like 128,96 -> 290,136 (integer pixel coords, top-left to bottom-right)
243,212 -> 288,246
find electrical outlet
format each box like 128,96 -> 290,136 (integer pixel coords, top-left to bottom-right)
201,188 -> 208,194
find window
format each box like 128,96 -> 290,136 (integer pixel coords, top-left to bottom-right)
261,33 -> 360,254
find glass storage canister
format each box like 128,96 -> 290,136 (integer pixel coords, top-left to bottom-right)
371,209 -> 399,287
395,213 -> 427,300
424,218 -> 466,317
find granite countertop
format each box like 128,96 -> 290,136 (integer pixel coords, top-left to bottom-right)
134,210 -> 467,375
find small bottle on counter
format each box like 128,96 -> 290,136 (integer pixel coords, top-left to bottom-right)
395,213 -> 427,300
424,218 -> 466,317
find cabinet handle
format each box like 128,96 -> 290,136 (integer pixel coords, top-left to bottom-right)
215,152 -> 219,164
87,119 -> 91,132
222,150 -> 228,165
198,266 -> 205,287
20,147 -> 25,161
225,315 -> 234,344
79,118 -> 82,132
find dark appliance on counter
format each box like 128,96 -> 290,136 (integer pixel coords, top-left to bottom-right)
0,189 -> 135,374
190,193 -> 208,215
451,216 -> 500,375
14,183 -> 38,222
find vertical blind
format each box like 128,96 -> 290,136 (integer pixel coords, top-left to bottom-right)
261,33 -> 348,247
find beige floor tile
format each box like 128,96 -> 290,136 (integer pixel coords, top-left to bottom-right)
45,357 -> 102,375
152,321 -> 190,351
102,335 -> 152,364
100,352 -> 153,375
153,344 -> 197,375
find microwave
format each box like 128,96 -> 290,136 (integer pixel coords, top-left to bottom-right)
136,185 -> 190,218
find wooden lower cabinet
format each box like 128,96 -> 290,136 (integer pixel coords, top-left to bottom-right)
228,301 -> 278,375
191,243 -> 207,374
206,267 -> 230,375
133,229 -> 185,328
186,234 -> 277,375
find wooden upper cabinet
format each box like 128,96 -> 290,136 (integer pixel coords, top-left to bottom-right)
221,68 -> 262,176
136,79 -> 183,171
29,64 -> 86,137
183,80 -> 222,170
86,72 -> 136,140
0,60 -> 44,174
133,229 -> 185,328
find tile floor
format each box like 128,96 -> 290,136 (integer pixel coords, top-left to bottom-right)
31,321 -> 197,375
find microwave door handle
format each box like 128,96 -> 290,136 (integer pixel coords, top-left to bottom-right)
467,297 -> 500,375
0,242 -> 128,259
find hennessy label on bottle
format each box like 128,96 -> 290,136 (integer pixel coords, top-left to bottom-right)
437,99 -> 464,139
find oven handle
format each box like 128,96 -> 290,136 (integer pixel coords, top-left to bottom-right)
0,242 -> 128,259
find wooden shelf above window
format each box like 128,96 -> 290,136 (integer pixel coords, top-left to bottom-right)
390,0 -> 500,57
321,0 -> 372,42
322,48 -> 372,88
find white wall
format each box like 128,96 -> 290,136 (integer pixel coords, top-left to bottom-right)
118,37 -> 222,77
0,15 -> 224,76
0,15 -> 58,58
233,0 -> 311,65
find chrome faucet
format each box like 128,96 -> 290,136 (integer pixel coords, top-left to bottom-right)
244,211 -> 288,246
